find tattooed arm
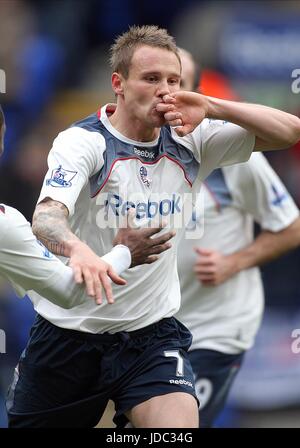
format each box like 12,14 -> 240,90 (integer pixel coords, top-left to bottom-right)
32,197 -> 126,304
32,198 -> 78,257
32,198 -> 175,304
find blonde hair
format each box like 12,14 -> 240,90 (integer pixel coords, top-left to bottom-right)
109,25 -> 181,78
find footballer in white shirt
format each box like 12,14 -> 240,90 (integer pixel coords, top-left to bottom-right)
6,26 -> 300,429
176,48 -> 300,427
0,105 -> 175,307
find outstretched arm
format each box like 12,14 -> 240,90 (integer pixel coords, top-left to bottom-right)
206,96 -> 300,151
0,207 -> 125,308
32,198 -> 126,304
32,198 -> 175,303
194,217 -> 300,286
156,91 -> 300,150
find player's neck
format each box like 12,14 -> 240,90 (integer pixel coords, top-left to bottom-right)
109,108 -> 160,143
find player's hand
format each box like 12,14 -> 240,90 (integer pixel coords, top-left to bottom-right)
193,247 -> 238,286
68,241 -> 127,305
155,91 -> 209,137
113,214 -> 176,267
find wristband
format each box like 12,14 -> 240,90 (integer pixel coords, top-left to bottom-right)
101,244 -> 131,275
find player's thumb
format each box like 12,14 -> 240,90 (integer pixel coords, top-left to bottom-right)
108,267 -> 127,285
174,124 -> 193,137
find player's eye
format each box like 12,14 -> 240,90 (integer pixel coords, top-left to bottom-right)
145,75 -> 158,82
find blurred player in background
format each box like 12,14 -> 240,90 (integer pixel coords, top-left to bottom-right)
176,48 -> 300,427
7,25 -> 300,428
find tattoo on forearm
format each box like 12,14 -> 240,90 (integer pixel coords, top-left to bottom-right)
32,201 -> 75,256
37,236 -> 67,257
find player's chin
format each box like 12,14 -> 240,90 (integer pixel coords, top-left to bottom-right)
150,111 -> 166,127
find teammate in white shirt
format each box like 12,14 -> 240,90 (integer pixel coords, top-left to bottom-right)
6,26 -> 300,428
0,105 -> 175,306
176,48 -> 300,427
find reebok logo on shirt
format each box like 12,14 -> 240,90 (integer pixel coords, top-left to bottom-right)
104,192 -> 181,220
169,378 -> 193,388
133,147 -> 155,160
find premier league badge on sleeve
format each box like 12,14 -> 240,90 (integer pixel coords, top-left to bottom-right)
46,165 -> 77,187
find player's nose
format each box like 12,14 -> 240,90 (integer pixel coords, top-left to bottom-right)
157,79 -> 170,98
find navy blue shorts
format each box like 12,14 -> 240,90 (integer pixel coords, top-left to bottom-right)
7,314 -> 197,428
189,349 -> 244,428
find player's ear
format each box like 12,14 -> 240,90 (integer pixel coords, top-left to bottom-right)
111,72 -> 124,95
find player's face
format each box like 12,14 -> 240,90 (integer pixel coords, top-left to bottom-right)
179,52 -> 196,92
121,45 -> 181,128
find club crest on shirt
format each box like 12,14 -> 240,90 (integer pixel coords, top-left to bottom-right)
139,166 -> 152,188
46,165 -> 77,188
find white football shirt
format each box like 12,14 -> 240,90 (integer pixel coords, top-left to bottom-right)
28,105 -> 255,333
176,152 -> 299,354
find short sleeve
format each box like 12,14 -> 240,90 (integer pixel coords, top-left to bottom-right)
197,119 -> 255,181
225,152 -> 300,231
37,127 -> 106,216
171,119 -> 255,181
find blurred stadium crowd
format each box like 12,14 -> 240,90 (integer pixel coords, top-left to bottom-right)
1,0 -> 300,427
